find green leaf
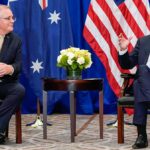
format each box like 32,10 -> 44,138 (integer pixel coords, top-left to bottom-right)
60,55 -> 68,66
71,63 -> 78,70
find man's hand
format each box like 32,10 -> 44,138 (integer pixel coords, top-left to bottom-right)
0,63 -> 14,77
118,33 -> 132,51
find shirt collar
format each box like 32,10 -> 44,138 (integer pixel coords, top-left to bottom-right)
0,35 -> 5,39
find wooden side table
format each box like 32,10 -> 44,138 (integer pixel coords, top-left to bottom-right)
42,78 -> 103,142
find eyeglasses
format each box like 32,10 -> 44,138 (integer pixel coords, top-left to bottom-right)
0,16 -> 15,21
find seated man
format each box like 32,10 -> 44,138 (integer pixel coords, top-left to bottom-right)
118,33 -> 150,149
0,5 -> 25,144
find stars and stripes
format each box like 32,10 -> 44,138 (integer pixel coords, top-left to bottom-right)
83,0 -> 150,97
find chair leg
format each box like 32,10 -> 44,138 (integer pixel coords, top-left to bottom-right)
15,108 -> 22,144
118,106 -> 124,143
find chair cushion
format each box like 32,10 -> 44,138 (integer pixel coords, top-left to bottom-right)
118,96 -> 134,107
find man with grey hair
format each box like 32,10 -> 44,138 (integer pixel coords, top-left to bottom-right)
0,5 -> 25,144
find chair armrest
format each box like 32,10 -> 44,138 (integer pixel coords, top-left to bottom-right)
121,73 -> 136,79
120,73 -> 135,96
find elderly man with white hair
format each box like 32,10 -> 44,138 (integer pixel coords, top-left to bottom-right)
0,5 -> 25,144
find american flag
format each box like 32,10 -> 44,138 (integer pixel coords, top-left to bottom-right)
83,0 -> 150,97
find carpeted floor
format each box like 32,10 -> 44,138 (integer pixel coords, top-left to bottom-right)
0,114 -> 149,150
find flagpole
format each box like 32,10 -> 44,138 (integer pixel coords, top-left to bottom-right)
26,99 -> 52,127
37,98 -> 41,116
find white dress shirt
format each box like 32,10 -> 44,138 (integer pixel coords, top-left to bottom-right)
118,49 -> 128,55
146,54 -> 150,69
0,35 -> 5,51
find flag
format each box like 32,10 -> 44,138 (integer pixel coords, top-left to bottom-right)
0,0 -> 7,5
83,0 -> 150,98
8,0 -> 74,113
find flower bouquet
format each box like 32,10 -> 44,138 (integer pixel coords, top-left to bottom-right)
57,47 -> 92,79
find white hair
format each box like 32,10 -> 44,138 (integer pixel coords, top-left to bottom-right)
0,5 -> 10,17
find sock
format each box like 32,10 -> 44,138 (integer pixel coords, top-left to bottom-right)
137,125 -> 147,137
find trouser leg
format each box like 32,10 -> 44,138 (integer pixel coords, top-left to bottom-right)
0,83 -> 25,133
133,100 -> 149,137
133,101 -> 148,126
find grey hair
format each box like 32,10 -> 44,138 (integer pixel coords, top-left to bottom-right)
0,4 -> 10,10
0,5 -> 10,17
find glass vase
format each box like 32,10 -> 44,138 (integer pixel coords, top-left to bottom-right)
66,69 -> 82,80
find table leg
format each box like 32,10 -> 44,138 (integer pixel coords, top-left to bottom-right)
74,95 -> 76,136
43,90 -> 47,139
99,90 -> 103,139
69,91 -> 76,142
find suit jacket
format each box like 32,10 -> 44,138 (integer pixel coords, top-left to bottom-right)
118,35 -> 150,102
0,32 -> 22,83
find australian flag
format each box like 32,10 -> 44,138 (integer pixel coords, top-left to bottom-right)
8,0 -> 74,113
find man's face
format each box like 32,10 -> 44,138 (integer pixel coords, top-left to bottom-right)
0,8 -> 14,34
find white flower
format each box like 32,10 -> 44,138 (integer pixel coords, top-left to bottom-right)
60,49 -> 67,54
57,47 -> 92,70
66,52 -> 75,59
57,55 -> 62,63
70,47 -> 80,51
77,57 -> 85,65
67,59 -> 73,65
85,60 -> 93,68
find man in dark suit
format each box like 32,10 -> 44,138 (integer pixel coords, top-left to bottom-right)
0,5 -> 25,144
118,33 -> 150,149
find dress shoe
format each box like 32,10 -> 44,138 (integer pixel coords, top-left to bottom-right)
132,134 -> 148,149
0,133 -> 5,144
